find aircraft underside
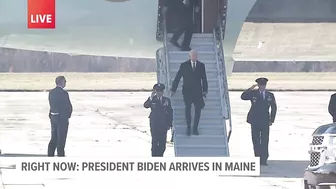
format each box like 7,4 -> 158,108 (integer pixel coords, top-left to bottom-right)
0,0 -> 335,74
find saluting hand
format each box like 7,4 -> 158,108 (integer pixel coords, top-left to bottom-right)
250,84 -> 258,90
150,91 -> 156,99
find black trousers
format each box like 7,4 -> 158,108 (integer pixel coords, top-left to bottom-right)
150,129 -> 168,157
48,115 -> 69,157
170,6 -> 193,48
184,95 -> 203,130
251,124 -> 269,163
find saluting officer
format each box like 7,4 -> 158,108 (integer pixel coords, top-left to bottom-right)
144,83 -> 173,157
241,77 -> 277,165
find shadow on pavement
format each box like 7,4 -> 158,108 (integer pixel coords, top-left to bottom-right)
260,160 -> 309,178
0,153 -> 47,157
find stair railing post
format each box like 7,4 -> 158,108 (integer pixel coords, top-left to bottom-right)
213,0 -> 232,155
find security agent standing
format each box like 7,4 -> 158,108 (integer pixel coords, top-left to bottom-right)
328,93 -> 336,122
47,76 -> 73,157
144,83 -> 173,157
241,77 -> 277,165
162,0 -> 196,51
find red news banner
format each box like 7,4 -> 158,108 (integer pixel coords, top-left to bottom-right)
27,0 -> 55,29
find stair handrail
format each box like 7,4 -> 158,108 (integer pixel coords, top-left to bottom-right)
162,9 -> 177,156
214,1 -> 232,145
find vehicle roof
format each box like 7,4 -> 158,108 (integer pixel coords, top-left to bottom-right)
312,123 -> 336,135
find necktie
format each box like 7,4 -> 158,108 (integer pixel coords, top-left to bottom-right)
260,92 -> 263,100
192,62 -> 196,71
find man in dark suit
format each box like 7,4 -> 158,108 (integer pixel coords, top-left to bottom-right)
144,83 -> 173,157
171,49 -> 208,136
47,76 -> 73,157
328,93 -> 336,122
241,77 -> 277,165
163,0 -> 199,51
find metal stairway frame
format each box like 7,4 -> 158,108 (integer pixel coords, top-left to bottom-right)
156,2 -> 232,156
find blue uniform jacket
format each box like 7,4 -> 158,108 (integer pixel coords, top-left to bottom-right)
144,95 -> 173,132
241,89 -> 277,125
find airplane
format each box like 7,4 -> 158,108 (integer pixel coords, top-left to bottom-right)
0,0 -> 256,75
1,0 -> 335,75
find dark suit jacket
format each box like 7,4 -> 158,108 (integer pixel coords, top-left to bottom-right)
48,86 -> 73,119
144,95 -> 173,132
172,60 -> 208,101
241,89 -> 277,125
328,93 -> 336,122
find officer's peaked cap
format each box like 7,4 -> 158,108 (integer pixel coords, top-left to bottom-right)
153,83 -> 165,90
255,77 -> 268,85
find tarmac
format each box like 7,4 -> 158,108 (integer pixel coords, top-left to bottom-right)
0,91 -> 333,189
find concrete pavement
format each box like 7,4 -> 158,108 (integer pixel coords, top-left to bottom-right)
0,91 -> 333,189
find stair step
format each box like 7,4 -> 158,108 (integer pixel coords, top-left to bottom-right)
172,100 -> 221,106
173,109 -> 222,116
174,119 -> 223,125
172,105 -> 222,110
170,88 -> 220,95
174,126 -> 226,135
168,51 -> 216,62
167,33 -> 213,38
174,113 -> 222,120
167,45 -> 215,52
175,146 -> 228,157
172,99 -> 221,105
175,135 -> 226,146
168,80 -> 219,88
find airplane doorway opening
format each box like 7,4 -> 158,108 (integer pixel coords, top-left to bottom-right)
193,0 -> 224,33
156,0 -> 225,41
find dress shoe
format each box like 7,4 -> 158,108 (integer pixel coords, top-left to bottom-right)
261,161 -> 268,166
181,46 -> 191,51
170,39 -> 181,48
193,129 -> 199,135
187,128 -> 191,136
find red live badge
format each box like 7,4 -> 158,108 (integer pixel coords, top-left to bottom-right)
27,0 -> 55,29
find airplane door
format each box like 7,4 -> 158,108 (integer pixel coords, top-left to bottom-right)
202,0 -> 221,33
192,0 -> 202,33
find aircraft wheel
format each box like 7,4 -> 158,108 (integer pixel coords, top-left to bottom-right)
0,149 -> 2,154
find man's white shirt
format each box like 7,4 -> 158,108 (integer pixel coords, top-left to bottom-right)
259,90 -> 265,99
190,60 -> 197,69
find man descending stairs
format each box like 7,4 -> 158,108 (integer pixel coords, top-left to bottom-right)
170,49 -> 208,136
162,33 -> 230,157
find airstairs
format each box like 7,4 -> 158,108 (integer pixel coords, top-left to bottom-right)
156,3 -> 231,157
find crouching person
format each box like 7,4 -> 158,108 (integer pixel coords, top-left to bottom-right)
144,83 -> 173,157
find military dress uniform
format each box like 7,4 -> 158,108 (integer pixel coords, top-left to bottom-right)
241,78 -> 277,165
144,84 -> 173,157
